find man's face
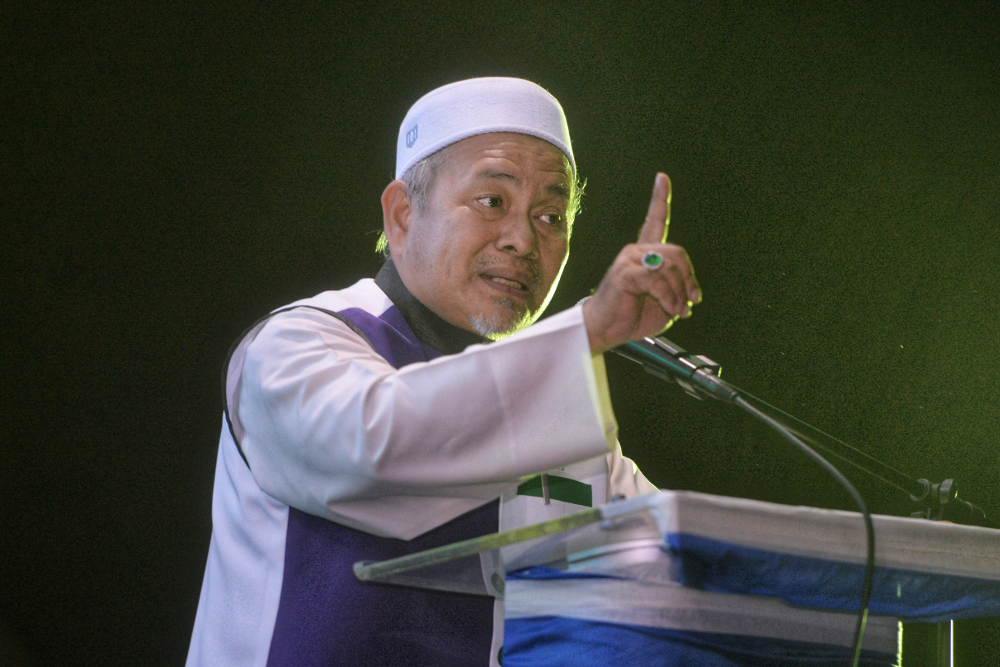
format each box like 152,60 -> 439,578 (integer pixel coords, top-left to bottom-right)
392,132 -> 574,338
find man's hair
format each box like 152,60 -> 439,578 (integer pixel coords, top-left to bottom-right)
375,145 -> 585,256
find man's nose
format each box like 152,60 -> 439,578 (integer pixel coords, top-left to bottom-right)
494,209 -> 539,257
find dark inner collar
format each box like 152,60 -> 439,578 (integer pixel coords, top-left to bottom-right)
375,260 -> 489,355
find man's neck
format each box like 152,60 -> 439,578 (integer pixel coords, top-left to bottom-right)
375,260 -> 488,355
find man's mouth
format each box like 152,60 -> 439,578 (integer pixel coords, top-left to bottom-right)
488,275 -> 526,290
481,273 -> 530,296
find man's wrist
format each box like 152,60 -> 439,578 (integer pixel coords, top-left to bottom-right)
581,300 -> 612,355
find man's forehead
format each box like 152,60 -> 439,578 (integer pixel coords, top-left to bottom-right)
449,133 -> 573,186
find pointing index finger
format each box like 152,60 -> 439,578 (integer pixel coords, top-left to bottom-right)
638,172 -> 671,244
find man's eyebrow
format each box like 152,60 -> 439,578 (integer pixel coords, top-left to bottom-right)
473,169 -> 571,201
474,169 -> 520,185
546,182 -> 571,200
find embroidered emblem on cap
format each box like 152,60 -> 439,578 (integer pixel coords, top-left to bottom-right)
405,124 -> 418,148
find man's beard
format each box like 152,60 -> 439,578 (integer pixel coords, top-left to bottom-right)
469,254 -> 543,339
469,297 -> 533,338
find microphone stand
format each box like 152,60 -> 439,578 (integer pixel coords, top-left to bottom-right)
613,336 -> 992,528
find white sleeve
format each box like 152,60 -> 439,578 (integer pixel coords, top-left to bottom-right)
606,441 -> 659,500
235,304 -> 618,523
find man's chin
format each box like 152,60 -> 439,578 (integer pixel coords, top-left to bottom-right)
469,299 -> 535,339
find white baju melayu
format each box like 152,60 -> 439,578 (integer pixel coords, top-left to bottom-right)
186,276 -> 655,667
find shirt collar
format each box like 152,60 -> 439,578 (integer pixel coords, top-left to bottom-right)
375,260 -> 489,355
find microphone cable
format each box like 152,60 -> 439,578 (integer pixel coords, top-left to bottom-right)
733,396 -> 875,667
611,338 -> 876,665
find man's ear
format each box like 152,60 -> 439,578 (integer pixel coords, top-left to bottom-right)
381,180 -> 413,260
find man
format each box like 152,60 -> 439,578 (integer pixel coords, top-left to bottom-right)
187,77 -> 700,666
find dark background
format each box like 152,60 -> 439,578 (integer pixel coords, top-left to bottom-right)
4,1 -> 999,664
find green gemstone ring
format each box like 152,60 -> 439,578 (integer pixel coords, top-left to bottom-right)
641,251 -> 664,270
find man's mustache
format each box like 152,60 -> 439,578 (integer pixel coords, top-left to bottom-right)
472,255 -> 543,292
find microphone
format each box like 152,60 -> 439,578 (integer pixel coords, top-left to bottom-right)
612,337 -> 740,403
575,296 -> 738,403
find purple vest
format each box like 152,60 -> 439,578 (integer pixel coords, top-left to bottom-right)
253,304 -> 498,666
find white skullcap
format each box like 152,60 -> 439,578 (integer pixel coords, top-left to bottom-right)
395,77 -> 575,180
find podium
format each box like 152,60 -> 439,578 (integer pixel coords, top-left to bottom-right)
354,491 -> 1000,666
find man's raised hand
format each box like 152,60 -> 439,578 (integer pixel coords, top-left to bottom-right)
581,173 -> 702,355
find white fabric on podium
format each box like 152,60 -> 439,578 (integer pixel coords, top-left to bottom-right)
505,577 -> 901,656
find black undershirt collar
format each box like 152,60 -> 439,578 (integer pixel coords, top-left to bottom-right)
375,260 -> 489,355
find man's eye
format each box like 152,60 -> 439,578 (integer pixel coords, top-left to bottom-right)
540,213 -> 563,226
477,196 -> 502,208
